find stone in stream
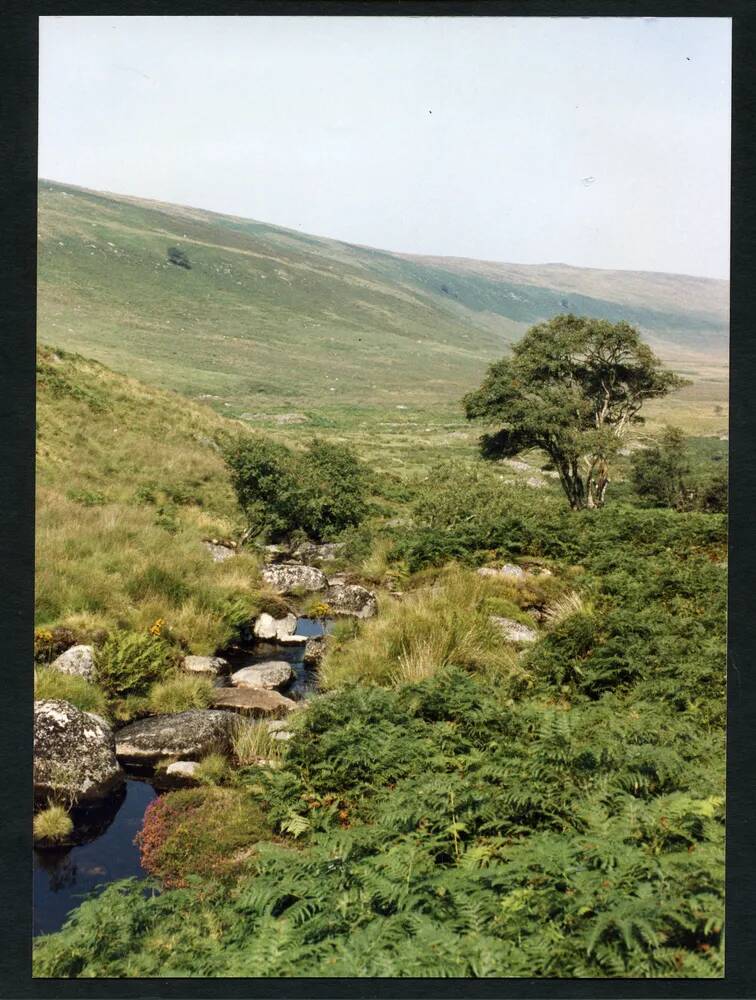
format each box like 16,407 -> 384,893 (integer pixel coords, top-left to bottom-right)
325,583 -> 378,619
253,612 -> 298,642
210,687 -> 297,717
182,655 -> 230,677
49,644 -> 96,681
261,562 -> 328,595
303,635 -> 326,666
231,661 -> 293,691
115,710 -> 235,767
34,699 -> 125,805
490,616 -> 538,644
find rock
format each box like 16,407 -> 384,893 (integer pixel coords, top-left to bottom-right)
204,541 -> 236,563
115,710 -> 235,767
34,700 -> 124,805
262,563 -> 328,594
166,760 -> 201,779
262,543 -> 291,563
303,635 -> 326,666
267,720 -> 290,734
490,617 -> 538,644
49,644 -> 96,681
278,633 -> 308,646
210,687 -> 297,716
291,541 -> 345,564
231,661 -> 293,691
477,563 -> 526,581
526,476 -> 547,489
325,583 -> 378,618
182,655 -> 230,677
253,612 -> 298,642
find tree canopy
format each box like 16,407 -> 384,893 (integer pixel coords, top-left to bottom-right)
463,315 -> 687,509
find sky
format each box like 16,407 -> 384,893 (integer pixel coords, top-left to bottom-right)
39,16 -> 731,279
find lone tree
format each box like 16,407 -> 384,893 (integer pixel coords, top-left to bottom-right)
463,315 -> 688,510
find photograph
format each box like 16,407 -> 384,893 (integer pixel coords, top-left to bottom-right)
32,14 -> 730,979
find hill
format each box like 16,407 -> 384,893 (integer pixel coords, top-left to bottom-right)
38,180 -> 728,439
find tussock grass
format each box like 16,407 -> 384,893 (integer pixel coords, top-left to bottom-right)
195,752 -> 232,786
34,667 -> 109,717
542,590 -> 589,629
319,567 -> 530,692
33,804 -> 73,843
230,718 -> 283,766
147,674 -> 214,715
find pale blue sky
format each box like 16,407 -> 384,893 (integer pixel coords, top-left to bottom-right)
39,16 -> 731,278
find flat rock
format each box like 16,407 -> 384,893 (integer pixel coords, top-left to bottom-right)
325,583 -> 378,618
49,644 -> 96,681
231,661 -> 293,691
210,687 -> 297,716
182,655 -> 230,677
115,710 -> 235,767
34,699 -> 124,805
490,616 -> 538,644
253,612 -> 298,641
262,562 -> 328,594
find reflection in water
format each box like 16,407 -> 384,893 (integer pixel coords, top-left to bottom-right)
33,778 -> 157,937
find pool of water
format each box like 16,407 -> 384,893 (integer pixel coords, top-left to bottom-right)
223,616 -> 333,699
33,778 -> 158,937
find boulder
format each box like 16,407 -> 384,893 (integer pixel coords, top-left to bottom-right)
303,635 -> 326,666
182,655 -> 230,677
325,583 -> 378,619
231,661 -> 293,691
210,687 -> 297,716
477,563 -> 526,581
166,760 -> 201,779
490,616 -> 538,644
204,541 -> 236,563
49,644 -> 96,681
34,699 -> 124,805
253,612 -> 298,642
292,541 -> 345,564
115,710 -> 235,767
262,562 -> 328,594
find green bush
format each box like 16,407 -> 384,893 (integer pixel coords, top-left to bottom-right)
95,631 -> 177,699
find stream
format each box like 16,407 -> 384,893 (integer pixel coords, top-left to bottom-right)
33,616 -> 331,937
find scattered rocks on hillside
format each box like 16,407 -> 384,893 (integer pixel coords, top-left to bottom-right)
262,562 -> 328,594
253,612 -> 298,642
231,661 -> 293,691
490,617 -> 538,644
203,540 -> 236,563
477,563 -> 526,581
34,700 -> 125,805
291,541 -> 345,564
115,710 -> 235,767
210,687 -> 297,716
49,644 -> 96,681
325,583 -> 378,618
182,655 -> 230,677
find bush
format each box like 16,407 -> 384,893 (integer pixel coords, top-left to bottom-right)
95,631 -> 177,699
224,435 -> 368,542
167,246 -> 191,269
195,752 -> 232,786
146,674 -> 213,714
135,787 -> 270,888
33,804 -> 74,844
34,668 -> 109,717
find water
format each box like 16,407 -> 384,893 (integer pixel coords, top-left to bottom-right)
223,616 -> 333,699
33,778 -> 157,937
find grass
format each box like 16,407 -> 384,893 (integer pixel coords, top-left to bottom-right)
33,805 -> 74,844
147,674 -> 214,715
319,566 -> 534,693
195,753 -> 232,786
230,718 -> 283,766
34,667 -> 109,717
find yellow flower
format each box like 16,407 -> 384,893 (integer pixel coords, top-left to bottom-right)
149,617 -> 166,637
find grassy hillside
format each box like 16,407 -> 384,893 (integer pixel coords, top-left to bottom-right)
38,180 -> 728,442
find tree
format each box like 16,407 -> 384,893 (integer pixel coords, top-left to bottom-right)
630,426 -> 692,509
463,315 -> 687,510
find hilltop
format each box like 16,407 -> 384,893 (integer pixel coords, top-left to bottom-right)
38,180 -> 728,439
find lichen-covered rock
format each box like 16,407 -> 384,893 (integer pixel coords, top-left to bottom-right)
292,541 -> 345,564
182,655 -> 230,677
303,635 -> 326,666
325,583 -> 378,619
253,612 -> 298,641
114,710 -> 235,767
203,540 -> 236,563
34,699 -> 124,805
210,687 -> 297,716
490,616 -> 538,643
49,644 -> 96,681
477,563 -> 526,581
231,661 -> 293,691
261,562 -> 328,594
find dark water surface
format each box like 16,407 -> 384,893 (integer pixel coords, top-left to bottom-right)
33,778 -> 157,937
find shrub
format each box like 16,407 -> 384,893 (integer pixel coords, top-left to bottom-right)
146,674 -> 213,714
95,631 -> 177,699
195,753 -> 232,786
34,668 -> 109,717
33,804 -> 74,844
167,246 -> 191,269
135,787 -> 270,887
